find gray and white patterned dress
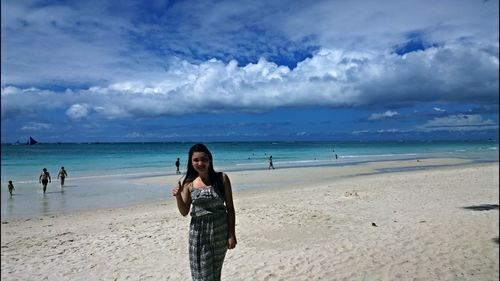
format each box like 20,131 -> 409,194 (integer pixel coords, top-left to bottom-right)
189,183 -> 228,281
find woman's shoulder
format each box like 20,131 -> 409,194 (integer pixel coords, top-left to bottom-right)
219,172 -> 231,183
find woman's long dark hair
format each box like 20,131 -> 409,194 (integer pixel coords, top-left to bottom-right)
182,143 -> 224,196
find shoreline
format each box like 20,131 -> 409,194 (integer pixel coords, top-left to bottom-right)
1,160 -> 498,280
132,156 -> 483,189
1,156 -> 494,221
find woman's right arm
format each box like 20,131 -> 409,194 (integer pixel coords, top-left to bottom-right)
172,181 -> 191,216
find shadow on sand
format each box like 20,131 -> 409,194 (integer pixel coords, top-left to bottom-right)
462,204 -> 499,211
462,204 -> 500,245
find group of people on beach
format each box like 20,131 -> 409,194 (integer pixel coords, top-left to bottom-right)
7,143 -> 335,280
7,166 -> 68,196
38,166 -> 68,194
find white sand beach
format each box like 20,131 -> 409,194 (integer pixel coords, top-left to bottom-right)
1,159 -> 499,281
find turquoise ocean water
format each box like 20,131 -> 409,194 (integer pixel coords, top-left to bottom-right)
1,141 -> 498,219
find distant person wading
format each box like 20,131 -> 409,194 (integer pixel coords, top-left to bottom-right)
268,155 -> 275,170
175,158 -> 181,174
39,168 -> 51,194
58,167 -> 68,188
8,180 -> 15,197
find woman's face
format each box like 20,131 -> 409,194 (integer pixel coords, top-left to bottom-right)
191,151 -> 210,173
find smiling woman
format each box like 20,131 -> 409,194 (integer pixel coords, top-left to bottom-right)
171,143 -> 237,281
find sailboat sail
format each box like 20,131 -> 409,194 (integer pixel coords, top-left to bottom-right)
27,136 -> 38,145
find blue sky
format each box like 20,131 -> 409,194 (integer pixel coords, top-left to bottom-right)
1,0 -> 499,143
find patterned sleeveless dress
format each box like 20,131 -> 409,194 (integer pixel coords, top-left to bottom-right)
189,183 -> 228,281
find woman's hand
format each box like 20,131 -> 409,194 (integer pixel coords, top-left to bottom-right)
171,181 -> 182,197
173,181 -> 190,216
227,235 -> 237,249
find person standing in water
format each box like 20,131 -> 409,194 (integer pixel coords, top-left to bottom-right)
268,155 -> 275,170
171,143 -> 237,281
57,166 -> 68,188
8,180 -> 15,197
175,158 -> 181,174
39,168 -> 51,194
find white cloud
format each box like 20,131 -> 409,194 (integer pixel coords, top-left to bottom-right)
1,86 -> 65,119
1,39 -> 498,121
296,131 -> 309,136
21,122 -> 52,131
351,130 -> 370,135
2,0 -> 498,88
66,104 -> 90,119
417,114 -> 498,132
97,43 -> 496,116
1,0 -> 498,126
279,0 -> 499,50
369,110 -> 400,120
376,128 -> 399,133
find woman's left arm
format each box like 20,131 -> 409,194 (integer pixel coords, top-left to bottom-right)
223,173 -> 237,249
